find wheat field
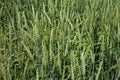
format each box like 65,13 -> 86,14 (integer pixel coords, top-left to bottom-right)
0,0 -> 120,80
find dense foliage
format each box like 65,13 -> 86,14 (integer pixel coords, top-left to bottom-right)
0,0 -> 120,80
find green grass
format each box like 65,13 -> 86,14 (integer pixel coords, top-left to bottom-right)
0,0 -> 120,80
